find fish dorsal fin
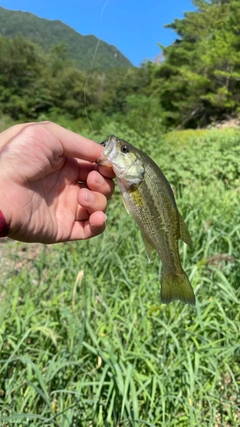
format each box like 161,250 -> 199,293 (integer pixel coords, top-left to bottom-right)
178,212 -> 193,248
141,233 -> 155,262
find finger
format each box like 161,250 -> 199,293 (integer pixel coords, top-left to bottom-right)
86,170 -> 115,199
0,122 -> 106,164
78,188 -> 108,214
77,162 -> 115,183
77,161 -> 96,183
41,122 -> 104,162
70,211 -> 107,240
75,206 -> 89,221
97,164 -> 115,179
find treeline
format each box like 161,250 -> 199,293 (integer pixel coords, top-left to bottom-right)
0,35 -> 155,133
0,0 -> 240,130
154,0 -> 240,128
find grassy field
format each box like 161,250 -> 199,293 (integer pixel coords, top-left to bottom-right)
0,124 -> 239,426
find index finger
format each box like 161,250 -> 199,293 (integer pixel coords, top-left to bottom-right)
41,121 -> 104,162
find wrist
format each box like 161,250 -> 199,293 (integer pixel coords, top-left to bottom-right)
0,210 -> 9,237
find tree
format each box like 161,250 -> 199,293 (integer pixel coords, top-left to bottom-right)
0,36 -> 52,119
149,0 -> 240,128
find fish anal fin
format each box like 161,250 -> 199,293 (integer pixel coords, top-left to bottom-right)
178,213 -> 193,248
141,233 -> 155,262
160,270 -> 195,305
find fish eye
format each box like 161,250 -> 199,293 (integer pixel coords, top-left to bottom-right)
100,140 -> 107,147
121,145 -> 129,154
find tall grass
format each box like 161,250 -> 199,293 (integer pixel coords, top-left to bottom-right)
0,127 -> 239,426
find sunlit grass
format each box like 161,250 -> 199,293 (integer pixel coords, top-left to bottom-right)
0,127 -> 239,426
0,114 -> 16,132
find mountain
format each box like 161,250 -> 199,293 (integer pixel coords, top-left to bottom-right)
0,6 -> 133,71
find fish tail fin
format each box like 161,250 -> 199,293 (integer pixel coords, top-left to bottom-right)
161,270 -> 195,305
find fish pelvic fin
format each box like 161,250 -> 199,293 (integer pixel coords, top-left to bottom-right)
160,269 -> 195,305
141,233 -> 155,262
178,213 -> 193,248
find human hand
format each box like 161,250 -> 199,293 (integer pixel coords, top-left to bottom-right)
0,121 -> 115,243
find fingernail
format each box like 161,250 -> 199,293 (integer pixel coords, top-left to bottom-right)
85,190 -> 95,202
95,173 -> 104,184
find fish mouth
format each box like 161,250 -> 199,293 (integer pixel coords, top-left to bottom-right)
98,135 -> 117,166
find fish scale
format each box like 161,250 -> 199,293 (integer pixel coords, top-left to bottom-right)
98,135 -> 195,305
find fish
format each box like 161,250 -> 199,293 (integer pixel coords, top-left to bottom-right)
97,135 -> 195,305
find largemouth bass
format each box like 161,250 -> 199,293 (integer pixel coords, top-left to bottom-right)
98,135 -> 195,305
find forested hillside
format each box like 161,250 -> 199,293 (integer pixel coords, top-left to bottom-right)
0,6 -> 133,71
0,0 -> 240,130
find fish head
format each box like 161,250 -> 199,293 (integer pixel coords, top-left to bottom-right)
98,135 -> 145,187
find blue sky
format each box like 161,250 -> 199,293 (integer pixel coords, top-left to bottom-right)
0,0 -> 196,66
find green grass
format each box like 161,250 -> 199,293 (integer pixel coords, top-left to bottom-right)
0,115 -> 16,133
0,127 -> 240,426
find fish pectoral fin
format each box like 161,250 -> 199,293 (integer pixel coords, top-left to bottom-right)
122,197 -> 130,215
141,233 -> 155,262
160,270 -> 195,305
178,212 -> 193,248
